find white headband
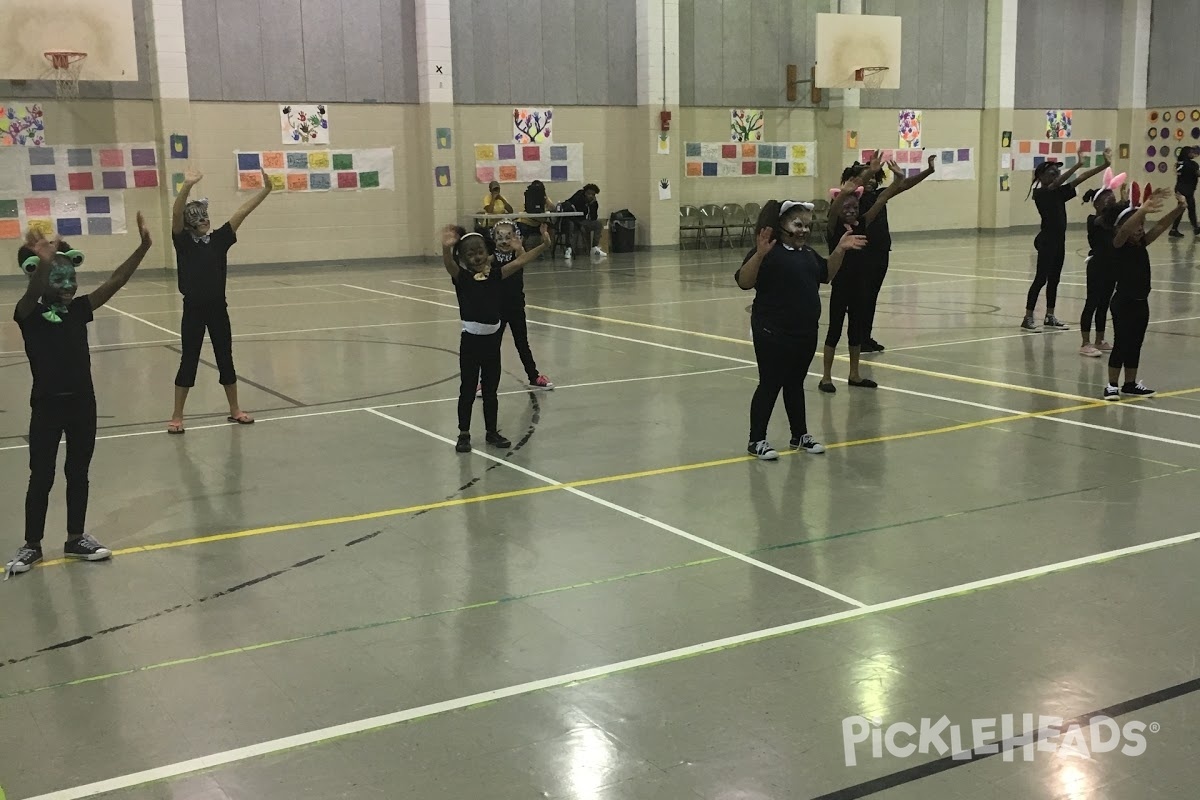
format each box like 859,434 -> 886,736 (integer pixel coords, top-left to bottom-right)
1117,206 -> 1137,225
780,200 -> 815,214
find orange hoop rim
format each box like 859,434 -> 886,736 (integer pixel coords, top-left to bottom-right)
853,66 -> 889,79
44,50 -> 88,69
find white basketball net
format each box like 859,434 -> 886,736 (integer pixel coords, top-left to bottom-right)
856,67 -> 889,90
45,52 -> 86,99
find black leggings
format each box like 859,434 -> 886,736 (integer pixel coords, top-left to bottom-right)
864,251 -> 890,342
825,268 -> 871,348
1108,295 -> 1150,372
1027,232 -> 1066,310
1171,189 -> 1197,231
25,394 -> 97,545
500,309 -> 539,383
749,319 -> 817,442
175,301 -> 236,387
1080,261 -> 1116,337
458,330 -> 502,432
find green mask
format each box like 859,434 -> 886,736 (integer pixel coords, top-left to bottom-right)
43,261 -> 77,323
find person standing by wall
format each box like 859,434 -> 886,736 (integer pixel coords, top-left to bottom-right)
1169,147 -> 1199,238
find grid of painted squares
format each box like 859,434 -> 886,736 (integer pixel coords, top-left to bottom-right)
684,142 -> 818,177
0,194 -> 123,240
234,150 -> 391,192
26,144 -> 160,192
473,143 -> 584,184
1012,139 -> 1108,172
857,147 -> 939,178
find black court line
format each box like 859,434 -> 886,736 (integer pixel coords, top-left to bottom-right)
813,675 -> 1200,799
163,345 -> 306,407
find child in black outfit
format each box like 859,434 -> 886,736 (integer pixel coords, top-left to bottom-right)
1099,190 -> 1187,400
736,200 -> 866,460
442,223 -> 549,453
7,217 -> 152,578
493,221 -> 554,390
1078,168 -> 1126,357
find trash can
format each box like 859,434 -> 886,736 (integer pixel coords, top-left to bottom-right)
609,210 -> 637,253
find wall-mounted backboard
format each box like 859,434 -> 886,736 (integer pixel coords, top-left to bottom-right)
0,0 -> 138,81
814,13 -> 902,90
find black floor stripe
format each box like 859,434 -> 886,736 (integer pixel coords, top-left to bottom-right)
163,345 -> 306,407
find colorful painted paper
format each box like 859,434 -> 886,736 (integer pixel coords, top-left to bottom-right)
1001,131 -> 1012,148
169,134 -> 188,159
1046,110 -> 1072,139
898,110 -> 922,149
513,108 -> 552,143
436,128 -> 452,149
0,142 -> 159,194
845,130 -> 858,149
730,109 -> 765,142
0,191 -> 126,239
858,147 -> 974,181
234,148 -> 395,192
657,134 -> 670,155
434,165 -> 451,187
2,104 -> 46,146
685,141 -> 817,178
280,104 -> 330,145
1013,138 -> 1108,171
474,142 -> 583,184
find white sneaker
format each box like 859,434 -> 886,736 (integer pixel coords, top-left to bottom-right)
1080,344 -> 1102,358
563,247 -> 572,259
591,246 -> 607,257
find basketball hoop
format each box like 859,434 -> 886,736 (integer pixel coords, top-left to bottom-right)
43,51 -> 87,98
854,66 -> 889,89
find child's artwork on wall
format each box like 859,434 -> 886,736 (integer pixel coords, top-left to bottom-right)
0,142 -> 159,193
2,104 -> 46,146
169,134 -> 188,159
730,109 -> 765,142
474,142 -> 583,184
898,109 -> 922,149
858,147 -> 974,181
436,128 -> 452,149
0,192 -> 126,239
513,108 -> 552,143
434,165 -> 451,187
234,148 -> 395,192
657,133 -> 670,155
280,104 -> 330,145
1046,110 -> 1072,139
1013,138 -> 1108,171
685,141 -> 818,178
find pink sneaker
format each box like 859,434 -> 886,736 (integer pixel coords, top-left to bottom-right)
530,374 -> 555,390
1096,340 -> 1113,352
1080,343 -> 1102,358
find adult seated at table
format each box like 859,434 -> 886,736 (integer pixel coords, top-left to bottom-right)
478,180 -> 514,235
563,183 -> 606,259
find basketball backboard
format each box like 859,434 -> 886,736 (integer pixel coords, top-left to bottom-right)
0,0 -> 138,81
814,13 -> 902,90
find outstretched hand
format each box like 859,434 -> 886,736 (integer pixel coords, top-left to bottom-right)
1142,190 -> 1166,212
136,211 -> 152,248
756,226 -> 775,255
836,233 -> 868,252
1178,192 -> 1189,209
29,229 -> 59,263
1102,147 -> 1113,166
441,224 -> 459,249
539,223 -> 550,240
927,154 -> 937,170
260,168 -> 274,191
184,167 -> 203,186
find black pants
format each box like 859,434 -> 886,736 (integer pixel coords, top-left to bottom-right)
1027,232 -> 1066,310
749,319 -> 817,442
863,251 -> 890,342
572,219 -> 602,251
825,268 -> 871,348
1171,189 -> 1197,231
1080,261 -> 1116,337
458,330 -> 502,432
175,301 -> 236,387
1108,295 -> 1150,372
499,308 -> 539,383
25,394 -> 97,545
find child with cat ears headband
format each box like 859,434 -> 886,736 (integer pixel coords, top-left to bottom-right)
1078,167 -> 1127,357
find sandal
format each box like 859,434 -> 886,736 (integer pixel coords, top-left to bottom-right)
167,421 -> 185,435
227,413 -> 255,425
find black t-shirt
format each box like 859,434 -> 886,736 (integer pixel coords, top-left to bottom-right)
173,222 -> 237,304
1176,159 -> 1198,193
495,250 -> 524,311
1086,215 -> 1117,271
859,189 -> 891,252
15,295 -> 95,405
1033,184 -> 1078,235
826,221 -> 872,286
1113,241 -> 1151,300
736,243 -> 829,334
453,262 -> 505,325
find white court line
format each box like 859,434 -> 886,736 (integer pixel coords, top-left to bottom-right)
365,407 -> 867,608
111,283 -> 353,300
891,263 -> 1200,297
0,366 -> 752,453
101,305 -> 178,336
108,297 -> 397,317
341,284 -> 1200,452
28,526 -> 1200,800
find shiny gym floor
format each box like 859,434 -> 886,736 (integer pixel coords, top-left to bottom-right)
2,229 -> 1200,800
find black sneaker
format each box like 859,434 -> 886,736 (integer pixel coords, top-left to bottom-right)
862,339 -> 885,353
1043,315 -> 1069,330
486,431 -> 512,449
455,433 -> 472,453
63,534 -> 111,562
5,545 -> 42,579
747,440 -> 779,460
1121,381 -> 1156,397
1103,384 -> 1120,402
789,434 -> 826,454
1169,229 -> 1185,238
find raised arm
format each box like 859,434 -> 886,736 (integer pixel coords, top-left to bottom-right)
15,232 -> 57,321
171,167 -> 202,234
1046,158 -> 1083,189
1143,193 -> 1188,246
735,227 -> 776,289
501,224 -> 550,278
90,212 -> 152,309
1113,193 -> 1164,248
825,228 -> 869,283
229,168 -> 273,233
1069,148 -> 1113,188
829,154 -> 878,222
441,225 -> 460,279
863,155 -> 936,227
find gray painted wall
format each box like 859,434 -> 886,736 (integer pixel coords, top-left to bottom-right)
184,0 -> 419,103
1147,0 -> 1200,108
0,0 -> 153,100
860,0 -> 987,109
450,0 -> 638,106
1014,0 -> 1123,109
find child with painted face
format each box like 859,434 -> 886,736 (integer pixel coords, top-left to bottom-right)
1078,169 -> 1127,356
492,221 -> 554,390
735,200 -> 867,460
1098,190 -> 1187,400
1022,148 -> 1112,331
819,154 -> 936,393
167,167 -> 273,434
442,223 -> 550,453
6,216 -> 152,578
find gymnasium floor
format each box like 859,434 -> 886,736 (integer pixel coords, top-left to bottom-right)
2,228 -> 1199,800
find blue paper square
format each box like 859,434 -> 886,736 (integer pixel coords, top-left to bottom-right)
941,150 -> 955,163
550,165 -> 568,181
56,218 -> 83,236
309,173 -> 331,190
237,152 -> 262,171
30,174 -> 57,191
550,145 -> 567,160
87,217 -> 113,235
28,147 -> 55,166
1033,156 -> 1046,166
85,196 -> 111,214
67,148 -> 93,166
685,142 -> 702,157
702,162 -> 718,176
287,152 -> 309,169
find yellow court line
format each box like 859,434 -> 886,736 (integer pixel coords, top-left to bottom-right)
38,400 -> 1110,570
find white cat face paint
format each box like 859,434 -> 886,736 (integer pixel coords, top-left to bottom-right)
779,209 -> 812,246
492,222 -> 518,253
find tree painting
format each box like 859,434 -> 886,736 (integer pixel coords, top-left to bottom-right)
513,108 -> 553,143
730,109 -> 765,143
281,104 -> 329,145
1,104 -> 46,146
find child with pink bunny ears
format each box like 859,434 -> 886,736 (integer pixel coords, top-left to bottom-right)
1078,167 -> 1128,357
